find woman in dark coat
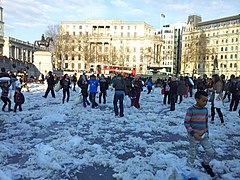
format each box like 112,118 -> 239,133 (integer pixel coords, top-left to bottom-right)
177,76 -> 187,104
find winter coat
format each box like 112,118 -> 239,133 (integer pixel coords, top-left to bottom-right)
47,75 -> 55,88
170,81 -> 178,95
81,81 -> 89,97
99,78 -> 108,92
14,92 -> 25,104
177,80 -> 186,96
113,76 -> 126,92
60,78 -> 71,90
89,78 -> 99,93
1,84 -> 11,97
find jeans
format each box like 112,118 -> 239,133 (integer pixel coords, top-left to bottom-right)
187,134 -> 215,166
83,96 -> 90,107
113,93 -> 124,117
89,92 -> 98,108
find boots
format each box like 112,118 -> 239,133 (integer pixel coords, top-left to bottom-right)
220,116 -> 224,124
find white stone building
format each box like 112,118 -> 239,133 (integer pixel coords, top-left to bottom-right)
59,20 -> 162,75
182,14 -> 240,78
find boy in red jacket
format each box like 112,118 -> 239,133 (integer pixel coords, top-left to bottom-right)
13,87 -> 25,112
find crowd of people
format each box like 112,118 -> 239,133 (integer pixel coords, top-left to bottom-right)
1,68 -> 240,118
1,67 -> 240,178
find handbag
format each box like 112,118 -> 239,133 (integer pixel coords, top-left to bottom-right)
213,93 -> 224,108
161,88 -> 165,94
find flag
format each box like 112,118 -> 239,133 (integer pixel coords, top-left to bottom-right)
161,13 -> 165,18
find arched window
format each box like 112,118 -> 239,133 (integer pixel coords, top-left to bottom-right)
234,63 -> 237,68
230,63 -> 232,68
65,54 -> 68,60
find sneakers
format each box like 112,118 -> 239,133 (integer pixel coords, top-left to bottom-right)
201,162 -> 215,177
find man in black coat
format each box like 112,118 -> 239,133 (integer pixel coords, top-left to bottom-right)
169,76 -> 178,111
42,71 -> 55,98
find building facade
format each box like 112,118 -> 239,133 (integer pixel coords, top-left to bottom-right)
182,14 -> 240,78
58,20 -> 162,75
157,23 -> 186,75
0,3 -> 4,55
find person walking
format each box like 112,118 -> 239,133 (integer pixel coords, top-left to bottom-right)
42,71 -> 55,98
13,87 -> 25,112
72,73 -> 77,91
60,74 -> 71,104
112,73 -> 126,117
177,76 -> 186,104
145,77 -> 153,94
89,74 -> 99,108
169,76 -> 178,111
132,76 -> 143,109
99,74 -> 108,104
210,74 -> 224,124
184,91 -> 215,177
1,81 -> 13,112
163,78 -> 171,105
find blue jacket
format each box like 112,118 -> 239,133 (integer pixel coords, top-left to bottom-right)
89,78 -> 99,93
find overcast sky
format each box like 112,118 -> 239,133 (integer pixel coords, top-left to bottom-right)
2,0 -> 240,43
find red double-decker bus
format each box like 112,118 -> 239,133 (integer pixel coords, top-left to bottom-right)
103,65 -> 136,76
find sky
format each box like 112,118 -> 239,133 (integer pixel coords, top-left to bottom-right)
2,0 -> 240,43
0,82 -> 239,179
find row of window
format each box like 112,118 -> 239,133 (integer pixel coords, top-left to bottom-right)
67,25 -> 139,31
215,38 -> 239,44
220,46 -> 239,51
184,29 -> 239,40
220,54 -> 238,59
197,63 -> 238,69
198,19 -> 240,30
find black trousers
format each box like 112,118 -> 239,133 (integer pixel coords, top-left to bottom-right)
99,91 -> 106,104
62,89 -> 70,103
1,96 -> 11,111
14,103 -> 22,112
44,86 -> 55,98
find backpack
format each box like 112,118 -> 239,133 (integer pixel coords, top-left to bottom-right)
165,83 -> 170,92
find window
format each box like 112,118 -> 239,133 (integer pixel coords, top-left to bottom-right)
73,32 -> 75,36
225,47 -> 228,51
216,40 -> 218,44
78,55 -> 81,60
121,26 -> 124,30
134,32 -> 137,37
232,30 -> 234,33
121,32 -> 123,37
234,63 -> 237,68
225,55 -> 227,59
133,55 -> 136,62
220,63 -> 223,68
79,32 -> 82,36
235,54 -> 238,58
65,63 -> 68,69
72,56 -> 74,60
221,47 -> 223,51
71,63 -> 74,69
127,32 -> 130,37
230,54 -> 233,59
225,39 -> 228,43
231,46 -> 234,50
236,46 -> 238,50
114,26 -> 117,30
79,26 -> 82,29
230,63 -> 232,68
232,38 -> 234,42
65,54 -> 68,60
128,26 -> 130,30
221,55 -> 223,59
236,38 -> 238,42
